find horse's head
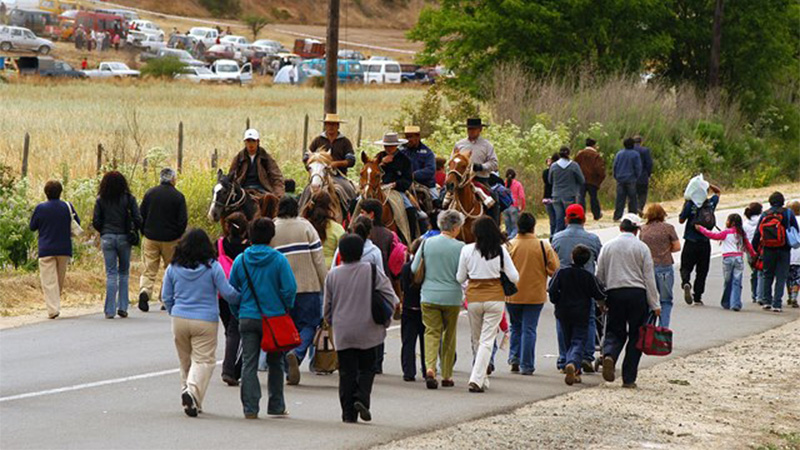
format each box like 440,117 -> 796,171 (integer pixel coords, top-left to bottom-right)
359,151 -> 383,196
306,149 -> 333,194
208,169 -> 236,222
446,150 -> 472,193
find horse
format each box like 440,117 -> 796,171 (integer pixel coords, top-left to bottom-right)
359,151 -> 402,238
207,169 -> 279,230
444,150 -> 484,243
299,150 -> 354,225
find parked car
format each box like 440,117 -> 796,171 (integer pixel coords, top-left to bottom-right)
167,34 -> 198,50
174,66 -> 223,83
128,31 -> 165,52
220,35 -> 250,53
203,43 -> 241,63
400,64 -> 432,83
16,55 -> 86,78
140,48 -> 205,67
74,11 -> 125,36
83,61 -> 140,78
299,58 -> 364,83
0,25 -> 54,54
338,49 -> 365,61
209,59 -> 252,85
188,27 -> 219,47
127,20 -> 163,42
251,39 -> 285,55
362,58 -> 401,84
293,38 -> 325,59
8,8 -> 58,35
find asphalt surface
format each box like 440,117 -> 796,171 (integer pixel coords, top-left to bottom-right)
2,204 -> 798,450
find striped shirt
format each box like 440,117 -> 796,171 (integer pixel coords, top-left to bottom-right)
272,217 -> 328,294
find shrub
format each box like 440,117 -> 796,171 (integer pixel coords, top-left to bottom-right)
0,169 -> 36,270
141,57 -> 187,79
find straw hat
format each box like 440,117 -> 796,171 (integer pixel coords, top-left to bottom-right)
319,113 -> 347,124
374,132 -> 407,146
403,125 -> 421,135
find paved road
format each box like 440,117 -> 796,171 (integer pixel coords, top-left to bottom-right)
2,205 -> 797,450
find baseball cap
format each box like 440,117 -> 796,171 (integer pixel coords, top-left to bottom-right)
565,204 -> 585,222
243,128 -> 260,141
620,213 -> 642,228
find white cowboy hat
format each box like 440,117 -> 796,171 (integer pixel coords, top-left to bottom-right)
319,113 -> 347,124
243,128 -> 260,141
374,132 -> 407,147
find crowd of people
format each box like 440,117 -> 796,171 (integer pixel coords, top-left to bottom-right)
26,122 -> 799,422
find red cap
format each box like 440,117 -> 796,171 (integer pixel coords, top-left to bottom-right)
565,204 -> 585,222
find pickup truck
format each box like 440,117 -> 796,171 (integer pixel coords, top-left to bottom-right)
83,62 -> 140,78
209,59 -> 252,85
16,56 -> 86,78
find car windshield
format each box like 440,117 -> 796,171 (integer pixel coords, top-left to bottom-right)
217,64 -> 238,73
58,62 -> 73,71
190,29 -> 207,37
109,63 -> 128,70
196,67 -> 213,75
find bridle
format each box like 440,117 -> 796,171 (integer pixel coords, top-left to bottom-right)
446,154 -> 474,189
446,153 -> 483,219
214,181 -> 247,214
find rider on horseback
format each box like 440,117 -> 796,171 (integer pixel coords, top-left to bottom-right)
304,113 -> 356,177
228,128 -> 285,198
400,125 -> 438,203
375,132 -> 419,240
444,118 -> 500,221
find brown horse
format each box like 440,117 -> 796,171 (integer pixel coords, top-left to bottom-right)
359,151 -> 399,237
444,150 -> 484,243
300,150 -> 352,225
208,169 -> 279,232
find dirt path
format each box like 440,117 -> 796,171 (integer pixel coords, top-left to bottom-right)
377,318 -> 800,450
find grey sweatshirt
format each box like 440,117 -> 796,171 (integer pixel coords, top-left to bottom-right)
595,232 -> 660,311
548,158 -> 585,201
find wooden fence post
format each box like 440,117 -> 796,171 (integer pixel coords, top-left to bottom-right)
211,149 -> 218,169
302,114 -> 309,154
357,116 -> 363,148
177,121 -> 184,174
246,117 -> 250,130
21,132 -> 30,178
96,144 -> 103,174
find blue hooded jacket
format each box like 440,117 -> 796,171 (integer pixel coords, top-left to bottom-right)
162,260 -> 239,323
228,244 -> 297,320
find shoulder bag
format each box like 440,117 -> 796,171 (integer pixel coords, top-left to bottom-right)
539,240 -> 548,275
499,249 -> 518,296
370,263 -> 394,325
125,194 -> 141,247
412,240 -> 426,286
636,314 -> 672,356
242,259 -> 301,352
63,201 -> 83,237
310,321 -> 338,374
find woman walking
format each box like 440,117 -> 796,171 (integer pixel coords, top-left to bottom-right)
507,213 -> 559,375
92,171 -> 142,319
228,218 -> 297,419
217,212 -> 249,386
639,204 -> 681,327
542,153 -> 559,238
502,169 -> 526,239
696,214 -> 756,311
410,210 -> 465,389
457,217 -> 519,393
162,229 -> 239,417
325,234 -> 398,423
303,191 -> 345,268
548,147 -> 585,234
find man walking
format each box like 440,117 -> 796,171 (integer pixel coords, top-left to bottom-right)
596,214 -> 660,388
678,181 -> 721,305
548,147 -> 585,233
138,168 -> 188,312
634,135 -> 653,214
551,204 -> 603,372
612,138 -> 642,221
574,138 -> 606,221
752,192 -> 799,313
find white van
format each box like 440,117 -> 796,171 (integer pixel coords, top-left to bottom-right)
362,59 -> 401,84
188,27 -> 219,47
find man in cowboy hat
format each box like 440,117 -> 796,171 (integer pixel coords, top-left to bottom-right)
400,125 -> 438,200
375,132 -> 418,239
445,118 -> 500,219
305,113 -> 356,177
228,128 -> 285,197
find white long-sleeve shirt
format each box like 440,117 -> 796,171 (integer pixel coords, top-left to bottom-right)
457,244 -> 519,284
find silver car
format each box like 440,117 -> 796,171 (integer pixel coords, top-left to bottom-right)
0,26 -> 54,55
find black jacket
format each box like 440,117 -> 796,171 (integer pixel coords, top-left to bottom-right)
548,266 -> 606,323
92,193 -> 143,236
377,150 -> 413,193
140,182 -> 188,242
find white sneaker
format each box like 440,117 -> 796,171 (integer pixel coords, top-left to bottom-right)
772,308 -> 782,313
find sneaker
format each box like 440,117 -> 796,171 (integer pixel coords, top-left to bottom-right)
468,382 -> 484,393
286,353 -> 301,386
581,360 -> 595,373
117,310 -> 128,318
762,304 -> 773,311
222,374 -> 239,387
441,379 -> 455,388
792,303 -> 799,309
683,283 -> 693,305
732,307 -> 741,312
772,308 -> 783,313
354,401 -> 371,422
693,299 -> 704,306
105,315 -> 114,319
602,356 -> 615,382
268,410 -> 289,417
182,391 -> 198,417
622,383 -> 637,389
403,376 -> 416,382
510,363 -> 520,373
48,312 -> 60,319
520,370 -> 534,376
565,364 -> 577,386
486,363 -> 495,376
244,413 -> 258,419
138,291 -> 150,312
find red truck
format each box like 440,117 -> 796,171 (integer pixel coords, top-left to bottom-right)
293,38 -> 325,59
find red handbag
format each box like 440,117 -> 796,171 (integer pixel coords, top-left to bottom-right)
636,315 -> 672,356
242,260 -> 301,353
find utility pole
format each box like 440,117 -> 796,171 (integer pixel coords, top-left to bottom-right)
709,0 -> 724,94
324,0 -> 340,114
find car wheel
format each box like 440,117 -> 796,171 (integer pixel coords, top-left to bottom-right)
38,46 -> 51,55
0,42 -> 11,52
370,80 -> 377,85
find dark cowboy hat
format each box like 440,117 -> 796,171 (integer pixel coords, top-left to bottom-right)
465,118 -> 489,128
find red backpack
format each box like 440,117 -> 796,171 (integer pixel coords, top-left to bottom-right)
759,210 -> 786,248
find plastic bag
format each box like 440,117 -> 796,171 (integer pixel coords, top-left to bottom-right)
684,174 -> 710,208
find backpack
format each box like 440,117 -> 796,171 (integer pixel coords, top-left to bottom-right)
759,210 -> 786,249
693,201 -> 716,230
491,183 -> 514,211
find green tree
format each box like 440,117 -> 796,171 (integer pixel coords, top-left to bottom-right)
243,14 -> 269,41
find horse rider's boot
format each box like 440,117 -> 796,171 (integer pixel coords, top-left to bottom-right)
475,188 -> 496,208
442,191 -> 453,208
405,207 -> 419,241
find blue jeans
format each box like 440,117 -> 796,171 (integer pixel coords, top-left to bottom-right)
748,254 -> 763,302
502,206 -> 521,239
561,320 -> 588,369
556,300 -> 596,369
552,197 -> 577,234
545,202 -> 557,238
654,265 -> 674,328
762,249 -> 791,309
288,292 -> 322,365
240,318 -> 285,416
506,303 -> 543,373
101,234 -> 131,317
721,256 -> 744,310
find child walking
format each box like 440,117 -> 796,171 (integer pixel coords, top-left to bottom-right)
743,203 -> 763,304
787,201 -> 800,308
695,213 -> 756,311
547,244 -> 606,386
